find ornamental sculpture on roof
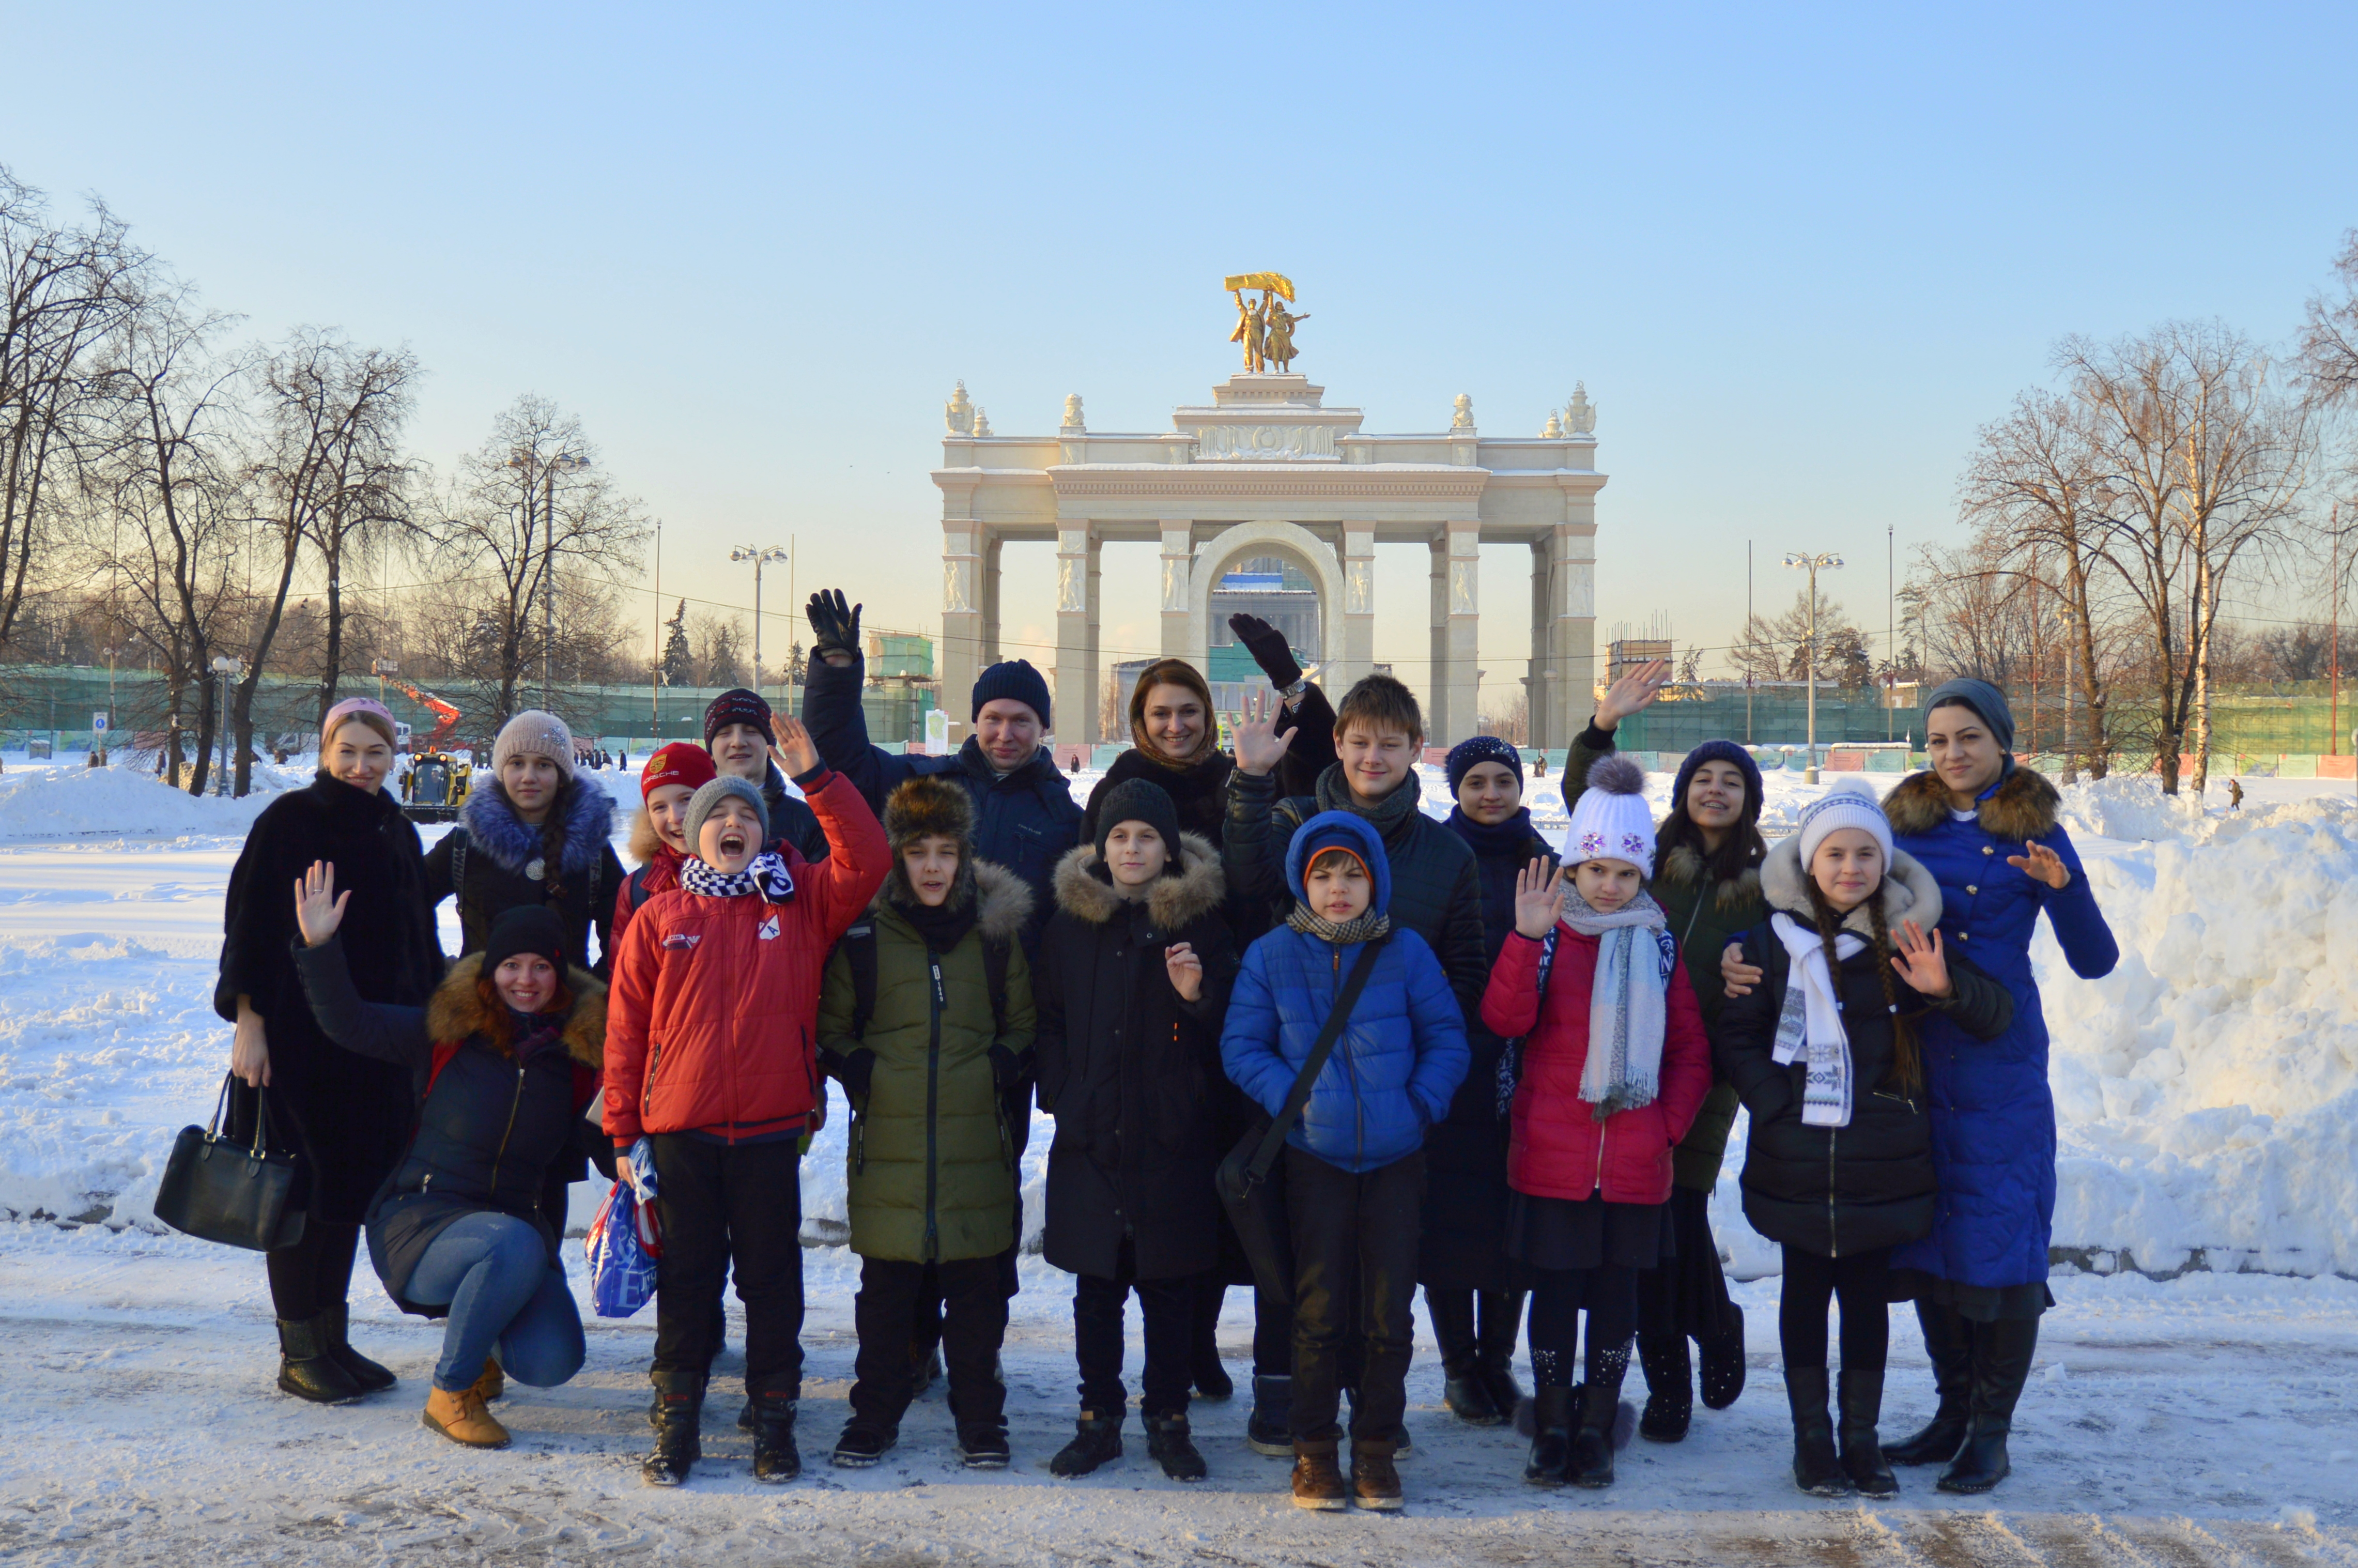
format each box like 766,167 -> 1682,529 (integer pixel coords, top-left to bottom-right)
1226,273 -> 1309,374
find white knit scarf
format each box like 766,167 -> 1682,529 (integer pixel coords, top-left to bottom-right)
1768,911 -> 1862,1128
1559,889 -> 1675,1120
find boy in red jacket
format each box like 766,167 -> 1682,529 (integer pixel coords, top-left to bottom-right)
1481,756 -> 1710,1489
605,716 -> 887,1488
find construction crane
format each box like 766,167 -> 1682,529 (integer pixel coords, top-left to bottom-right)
384,679 -> 463,752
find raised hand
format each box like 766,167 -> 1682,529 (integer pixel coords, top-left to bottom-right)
1594,659 -> 1672,732
1721,942 -> 1764,999
806,588 -> 862,660
771,712 -> 821,777
291,859 -> 350,948
1890,918 -> 1954,998
1231,714 -> 1297,777
1165,941 -> 1204,1002
2006,840 -> 2071,890
1512,857 -> 1568,939
1227,612 -> 1302,689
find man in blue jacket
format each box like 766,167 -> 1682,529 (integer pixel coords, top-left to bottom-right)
1222,812 -> 1468,1514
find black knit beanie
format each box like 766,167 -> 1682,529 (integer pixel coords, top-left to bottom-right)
970,659 -> 1052,727
481,905 -> 567,975
1093,777 -> 1181,864
702,687 -> 773,746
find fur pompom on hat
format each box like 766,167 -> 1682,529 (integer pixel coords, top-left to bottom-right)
883,774 -> 975,855
492,710 -> 576,780
1567,753 -> 1657,877
1796,775 -> 1893,870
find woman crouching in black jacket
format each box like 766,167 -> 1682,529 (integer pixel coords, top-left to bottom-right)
289,861 -> 602,1450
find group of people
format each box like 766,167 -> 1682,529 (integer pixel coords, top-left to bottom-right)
213,586 -> 2115,1513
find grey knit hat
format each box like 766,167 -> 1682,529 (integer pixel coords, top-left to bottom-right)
684,775 -> 768,854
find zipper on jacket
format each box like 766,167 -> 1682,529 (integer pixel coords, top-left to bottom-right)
486,1060 -> 528,1199
641,1041 -> 664,1116
1827,1125 -> 1841,1258
924,951 -> 945,1263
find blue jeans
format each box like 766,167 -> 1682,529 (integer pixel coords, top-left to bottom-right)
405,1211 -> 586,1394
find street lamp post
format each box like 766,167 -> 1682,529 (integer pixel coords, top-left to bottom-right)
209,654 -> 241,796
508,450 -> 588,714
731,545 -> 790,696
371,657 -> 398,706
101,644 -> 117,763
1783,551 -> 1844,784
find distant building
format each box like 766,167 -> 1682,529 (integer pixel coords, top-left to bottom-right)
1606,637 -> 1673,684
1207,557 -> 1320,684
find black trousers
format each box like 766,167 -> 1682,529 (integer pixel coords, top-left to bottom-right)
1528,1265 -> 1638,1389
852,1255 -> 1007,1432
650,1136 -> 805,1394
1072,1238 -> 1193,1419
1780,1243 -> 1892,1372
1286,1147 -> 1423,1443
266,1220 -> 361,1321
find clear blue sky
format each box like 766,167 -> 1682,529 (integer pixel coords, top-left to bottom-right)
7,3 -> 2354,701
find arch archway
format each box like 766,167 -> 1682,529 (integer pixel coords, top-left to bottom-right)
1186,520 -> 1344,676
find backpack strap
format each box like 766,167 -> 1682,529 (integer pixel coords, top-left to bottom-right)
627,864 -> 654,911
446,827 -> 470,936
1241,934 -> 1389,1188
841,921 -> 879,1042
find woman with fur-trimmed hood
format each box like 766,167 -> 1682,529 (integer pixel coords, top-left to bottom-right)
1035,777 -> 1239,1483
288,881 -> 603,1454
816,774 -> 1037,1472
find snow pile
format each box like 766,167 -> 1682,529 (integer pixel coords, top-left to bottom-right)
0,760 -> 306,841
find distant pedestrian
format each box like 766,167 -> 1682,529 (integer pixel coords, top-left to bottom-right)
2229,777 -> 2243,810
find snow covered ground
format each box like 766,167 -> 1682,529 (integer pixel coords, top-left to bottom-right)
0,751 -> 2353,1563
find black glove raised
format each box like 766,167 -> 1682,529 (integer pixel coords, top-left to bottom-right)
1227,612 -> 1301,689
807,589 -> 862,659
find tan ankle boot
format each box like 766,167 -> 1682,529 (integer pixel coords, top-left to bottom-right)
424,1385 -> 512,1449
469,1357 -> 505,1402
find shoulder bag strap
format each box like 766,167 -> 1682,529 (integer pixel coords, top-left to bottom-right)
1244,933 -> 1390,1186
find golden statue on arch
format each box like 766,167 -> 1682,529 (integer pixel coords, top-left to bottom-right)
1226,273 -> 1308,374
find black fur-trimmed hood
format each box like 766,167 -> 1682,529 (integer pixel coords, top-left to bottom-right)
1884,765 -> 2059,843
458,772 -> 615,875
1052,832 -> 1226,930
1759,835 -> 1943,942
1657,842 -> 1764,912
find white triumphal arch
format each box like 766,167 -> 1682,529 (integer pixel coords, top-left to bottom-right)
934,373 -> 1606,747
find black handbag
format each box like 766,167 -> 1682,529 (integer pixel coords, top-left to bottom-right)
153,1074 -> 308,1252
1216,935 -> 1388,1307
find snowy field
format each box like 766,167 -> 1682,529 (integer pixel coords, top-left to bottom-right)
0,751 -> 2353,1564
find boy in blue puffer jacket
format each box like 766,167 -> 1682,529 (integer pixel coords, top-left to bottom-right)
1221,811 -> 1469,1514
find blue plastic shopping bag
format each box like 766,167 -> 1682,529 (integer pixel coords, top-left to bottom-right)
586,1137 -> 662,1318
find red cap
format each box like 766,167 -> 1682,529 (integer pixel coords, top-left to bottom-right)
640,742 -> 718,801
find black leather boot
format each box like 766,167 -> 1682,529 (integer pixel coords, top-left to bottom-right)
748,1386 -> 801,1483
1887,1302 -> 1974,1465
1637,1330 -> 1693,1442
1939,1317 -> 2037,1494
1785,1366 -> 1853,1496
275,1315 -> 364,1405
1474,1289 -> 1529,1422
320,1302 -> 395,1393
1699,1303 -> 1747,1410
1246,1375 -> 1293,1456
1839,1368 -> 1899,1497
1568,1341 -> 1630,1487
1049,1410 -> 1124,1477
642,1371 -> 705,1487
1522,1386 -> 1573,1485
1144,1412 -> 1207,1481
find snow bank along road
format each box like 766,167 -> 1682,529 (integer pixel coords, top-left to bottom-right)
0,759 -> 2353,1563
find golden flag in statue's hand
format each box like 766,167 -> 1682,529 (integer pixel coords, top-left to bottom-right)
1224,273 -> 1294,300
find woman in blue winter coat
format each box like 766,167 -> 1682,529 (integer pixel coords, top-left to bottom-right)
1856,681 -> 2115,1494
1222,811 -> 1469,1512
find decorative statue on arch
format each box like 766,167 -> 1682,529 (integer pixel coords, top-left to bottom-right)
1224,273 -> 1306,374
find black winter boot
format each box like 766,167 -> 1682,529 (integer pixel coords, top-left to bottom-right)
748,1387 -> 801,1483
275,1315 -> 364,1405
1938,1317 -> 2037,1494
1443,1350 -> 1503,1425
1190,1282 -> 1234,1401
1144,1412 -> 1208,1481
1888,1302 -> 1975,1466
1049,1410 -> 1124,1477
1569,1341 -> 1630,1488
642,1371 -> 705,1487
1637,1331 -> 1693,1442
1838,1368 -> 1899,1498
954,1422 -> 1011,1470
1699,1303 -> 1748,1409
1246,1375 -> 1293,1456
1522,1387 -> 1573,1485
320,1302 -> 395,1393
1474,1290 -> 1529,1424
1784,1366 -> 1853,1497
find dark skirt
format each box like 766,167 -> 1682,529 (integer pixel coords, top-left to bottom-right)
1635,1185 -> 1738,1341
1891,1268 -> 2053,1322
1504,1190 -> 1672,1273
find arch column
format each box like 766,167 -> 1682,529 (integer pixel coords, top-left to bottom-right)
1055,522 -> 1099,742
941,520 -> 983,745
1339,526 -> 1375,689
1530,521 -> 1595,747
1427,520 -> 1479,743
1159,520 -> 1193,659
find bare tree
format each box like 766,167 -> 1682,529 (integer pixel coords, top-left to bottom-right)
2299,230 -> 2358,412
424,395 -> 648,731
232,330 -> 417,792
1733,589 -> 1872,688
0,168 -> 142,651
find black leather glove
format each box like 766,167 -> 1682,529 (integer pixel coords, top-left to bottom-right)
988,1044 -> 1024,1095
807,589 -> 862,660
827,1048 -> 877,1102
1227,612 -> 1301,689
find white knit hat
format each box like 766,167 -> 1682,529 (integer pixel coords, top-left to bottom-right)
1796,776 -> 1893,869
1566,755 -> 1656,876
492,710 -> 577,780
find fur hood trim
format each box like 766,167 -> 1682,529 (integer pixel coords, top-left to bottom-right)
459,771 -> 615,875
1051,833 -> 1226,930
1657,842 -> 1765,911
1883,765 -> 2059,843
874,856 -> 1034,946
426,952 -> 606,1067
1760,834 -> 1943,942
626,805 -> 676,866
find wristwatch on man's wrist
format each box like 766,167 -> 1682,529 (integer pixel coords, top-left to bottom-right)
1277,676 -> 1308,708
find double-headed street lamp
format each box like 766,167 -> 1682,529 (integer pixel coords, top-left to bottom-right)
731,545 -> 790,695
1783,551 -> 1844,784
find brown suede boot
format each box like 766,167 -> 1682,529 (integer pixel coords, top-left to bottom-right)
423,1386 -> 512,1449
1290,1437 -> 1347,1511
469,1357 -> 505,1403
1349,1438 -> 1404,1511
